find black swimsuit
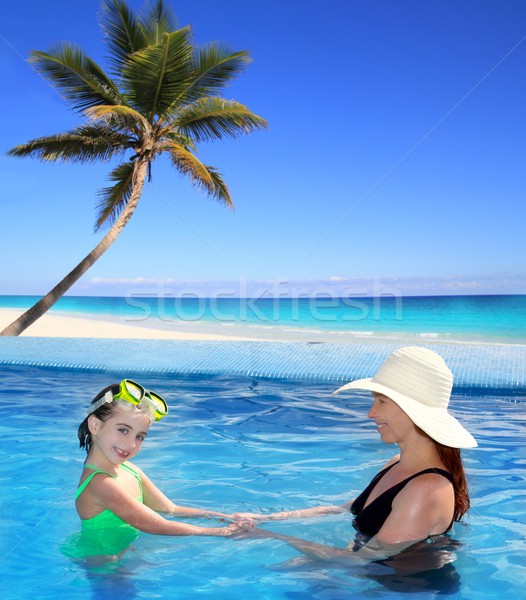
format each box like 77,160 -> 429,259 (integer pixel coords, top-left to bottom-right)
351,462 -> 455,536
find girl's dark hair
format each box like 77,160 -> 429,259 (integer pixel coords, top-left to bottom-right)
78,383 -> 120,454
435,442 -> 471,521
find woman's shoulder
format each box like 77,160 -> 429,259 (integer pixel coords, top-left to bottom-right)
381,454 -> 401,470
397,470 -> 454,505
394,471 -> 455,525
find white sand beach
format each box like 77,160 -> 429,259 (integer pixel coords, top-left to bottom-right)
0,308 -> 385,343
0,308 -> 265,341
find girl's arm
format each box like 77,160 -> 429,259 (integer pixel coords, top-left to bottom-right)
91,474 -> 247,536
134,465 -> 233,519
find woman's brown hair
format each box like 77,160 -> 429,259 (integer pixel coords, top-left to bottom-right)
435,442 -> 470,521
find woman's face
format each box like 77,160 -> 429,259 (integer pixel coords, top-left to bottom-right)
368,393 -> 415,444
89,408 -> 151,465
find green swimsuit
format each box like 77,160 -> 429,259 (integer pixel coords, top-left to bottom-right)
75,462 -> 144,529
61,462 -> 143,560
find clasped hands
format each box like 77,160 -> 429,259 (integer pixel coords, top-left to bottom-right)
220,512 -> 276,539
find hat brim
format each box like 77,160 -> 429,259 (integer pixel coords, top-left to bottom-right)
333,378 -> 477,449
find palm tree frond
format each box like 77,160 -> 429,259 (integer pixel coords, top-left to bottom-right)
123,28 -> 193,121
84,105 -> 151,133
206,167 -> 233,208
100,0 -> 149,75
29,44 -> 123,111
141,0 -> 177,45
95,161 -> 136,230
176,98 -> 268,142
167,142 -> 233,207
187,44 -> 252,100
162,131 -> 197,152
7,126 -> 135,163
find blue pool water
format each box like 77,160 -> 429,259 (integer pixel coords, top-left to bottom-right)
1,348 -> 525,599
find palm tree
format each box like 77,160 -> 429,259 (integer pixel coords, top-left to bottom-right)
1,0 -> 266,336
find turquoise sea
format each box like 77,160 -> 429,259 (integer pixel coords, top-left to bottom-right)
1,294 -> 525,343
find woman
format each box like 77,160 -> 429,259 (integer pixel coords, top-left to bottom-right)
235,346 -> 477,564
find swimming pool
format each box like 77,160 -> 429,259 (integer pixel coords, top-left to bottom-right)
1,340 -> 524,599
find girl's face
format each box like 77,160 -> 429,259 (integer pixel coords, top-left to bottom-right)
368,393 -> 416,444
89,408 -> 151,465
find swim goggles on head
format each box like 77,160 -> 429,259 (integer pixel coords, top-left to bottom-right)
88,379 -> 169,421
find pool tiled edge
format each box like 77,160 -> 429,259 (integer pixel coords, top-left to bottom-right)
0,338 -> 524,392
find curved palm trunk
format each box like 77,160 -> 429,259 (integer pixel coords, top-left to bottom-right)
1,160 -> 148,336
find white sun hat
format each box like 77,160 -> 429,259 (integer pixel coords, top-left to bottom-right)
332,346 -> 477,448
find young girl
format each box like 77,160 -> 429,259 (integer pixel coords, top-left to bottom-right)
63,379 -> 248,560
235,347 -> 477,565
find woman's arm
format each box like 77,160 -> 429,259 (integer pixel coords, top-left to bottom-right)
234,502 -> 351,523
243,530 -> 454,575
240,528 -> 413,563
91,475 -> 247,536
136,466 -> 233,520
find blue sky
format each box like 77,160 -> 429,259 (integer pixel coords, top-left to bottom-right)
1,0 -> 525,298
